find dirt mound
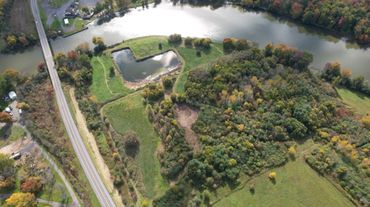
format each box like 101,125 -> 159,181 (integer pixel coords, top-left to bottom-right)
175,105 -> 200,152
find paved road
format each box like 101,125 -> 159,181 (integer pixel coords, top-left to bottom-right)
30,0 -> 116,206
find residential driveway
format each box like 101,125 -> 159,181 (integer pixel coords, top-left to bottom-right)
79,0 -> 103,8
40,0 -> 102,25
41,0 -> 75,25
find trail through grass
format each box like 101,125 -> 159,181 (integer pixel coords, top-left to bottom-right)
90,55 -> 132,103
103,93 -> 168,199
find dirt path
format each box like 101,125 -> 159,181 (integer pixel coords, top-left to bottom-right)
69,89 -> 124,207
97,57 -> 116,95
175,105 -> 200,152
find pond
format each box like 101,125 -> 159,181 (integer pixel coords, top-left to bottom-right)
0,0 -> 369,80
112,49 -> 180,82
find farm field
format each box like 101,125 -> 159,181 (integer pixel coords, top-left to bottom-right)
102,92 -> 168,199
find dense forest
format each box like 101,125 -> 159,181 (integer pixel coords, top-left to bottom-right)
171,0 -> 370,44
143,41 -> 369,206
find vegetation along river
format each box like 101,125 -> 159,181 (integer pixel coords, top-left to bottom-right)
0,0 -> 369,80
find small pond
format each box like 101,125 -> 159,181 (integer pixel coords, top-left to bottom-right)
112,49 -> 181,82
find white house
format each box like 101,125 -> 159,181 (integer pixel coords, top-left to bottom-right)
8,91 -> 16,100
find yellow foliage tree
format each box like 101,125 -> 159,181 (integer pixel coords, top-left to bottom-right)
5,192 -> 36,207
319,131 -> 329,139
361,116 -> 370,129
288,145 -> 297,159
268,172 -> 276,180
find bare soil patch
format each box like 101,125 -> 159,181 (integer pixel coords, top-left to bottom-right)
175,105 -> 200,152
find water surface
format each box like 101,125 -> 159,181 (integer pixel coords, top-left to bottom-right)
0,0 -> 368,79
112,49 -> 180,82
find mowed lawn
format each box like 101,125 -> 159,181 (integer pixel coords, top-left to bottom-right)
102,93 -> 168,199
90,55 -> 132,103
109,36 -> 171,59
336,87 -> 370,115
215,153 -> 354,207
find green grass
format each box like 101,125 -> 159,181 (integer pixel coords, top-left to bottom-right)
90,55 -> 132,103
63,18 -> 86,35
336,87 -> 370,115
50,18 -> 62,31
109,36 -> 171,60
39,167 -> 72,204
214,142 -> 354,207
37,0 -> 47,28
50,0 -> 68,8
0,125 -> 26,147
103,93 -> 168,199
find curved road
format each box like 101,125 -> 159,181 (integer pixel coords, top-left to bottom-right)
30,0 -> 116,206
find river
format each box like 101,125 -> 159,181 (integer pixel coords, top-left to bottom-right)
0,0 -> 369,79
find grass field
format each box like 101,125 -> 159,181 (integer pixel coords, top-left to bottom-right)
108,36 -> 224,93
103,92 -> 168,199
214,141 -> 354,207
90,55 -> 132,103
336,87 -> 370,115
0,125 -> 26,147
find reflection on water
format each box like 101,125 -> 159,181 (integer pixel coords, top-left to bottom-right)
112,49 -> 180,82
0,0 -> 369,80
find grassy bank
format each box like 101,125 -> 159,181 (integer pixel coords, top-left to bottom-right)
90,55 -> 132,103
214,141 -> 354,207
107,36 -> 224,93
336,87 -> 370,115
102,92 -> 168,199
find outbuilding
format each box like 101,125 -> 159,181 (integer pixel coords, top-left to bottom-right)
8,91 -> 16,100
64,18 -> 70,25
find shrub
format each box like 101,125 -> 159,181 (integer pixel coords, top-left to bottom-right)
124,130 -> 140,157
184,37 -> 193,47
4,192 -> 36,207
194,38 -> 211,50
162,77 -> 174,90
168,34 -> 182,45
268,172 -> 276,180
288,145 -> 297,160
21,177 -> 43,194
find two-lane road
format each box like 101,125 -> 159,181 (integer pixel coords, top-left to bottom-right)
30,0 -> 116,206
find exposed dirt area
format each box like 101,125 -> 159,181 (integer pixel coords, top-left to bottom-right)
175,105 -> 200,152
0,136 -> 32,155
9,0 -> 36,34
69,88 -> 124,207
